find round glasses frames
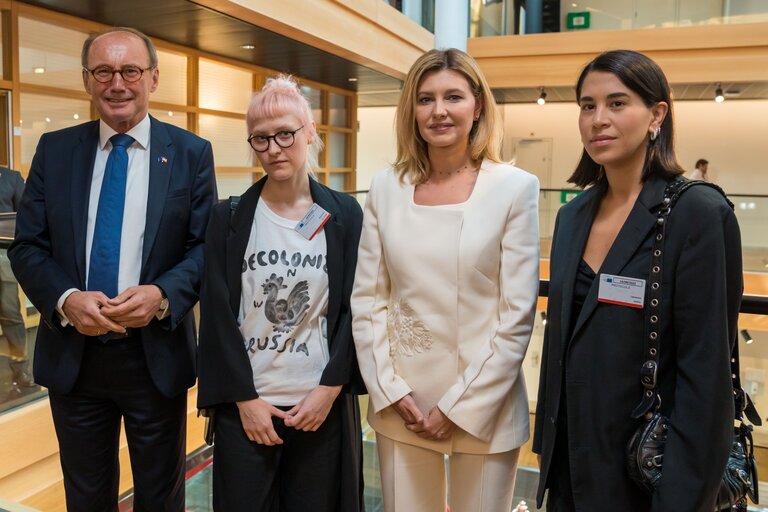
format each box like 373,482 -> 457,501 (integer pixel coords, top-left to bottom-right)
84,65 -> 154,83
248,126 -> 304,152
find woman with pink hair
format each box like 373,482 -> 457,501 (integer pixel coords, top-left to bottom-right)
197,75 -> 365,512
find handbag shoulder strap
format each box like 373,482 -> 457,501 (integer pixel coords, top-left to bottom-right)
631,178 -> 755,424
228,195 -> 241,232
229,195 -> 241,219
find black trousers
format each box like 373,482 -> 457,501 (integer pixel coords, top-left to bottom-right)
49,337 -> 186,512
212,399 -> 342,512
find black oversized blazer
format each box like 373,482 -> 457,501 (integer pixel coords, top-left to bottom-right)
196,175 -> 365,512
532,176 -> 742,511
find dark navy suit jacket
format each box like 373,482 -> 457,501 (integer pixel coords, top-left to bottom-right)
9,116 -> 217,397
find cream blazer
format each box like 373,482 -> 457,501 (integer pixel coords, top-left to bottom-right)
351,160 -> 540,454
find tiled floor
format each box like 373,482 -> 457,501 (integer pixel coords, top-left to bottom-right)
184,466 -> 213,512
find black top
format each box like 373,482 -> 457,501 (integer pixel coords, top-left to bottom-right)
550,258 -> 596,494
570,259 -> 596,335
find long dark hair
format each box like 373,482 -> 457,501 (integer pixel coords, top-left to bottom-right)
569,50 -> 684,188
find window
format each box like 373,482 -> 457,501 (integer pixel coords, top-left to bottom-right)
19,17 -> 87,91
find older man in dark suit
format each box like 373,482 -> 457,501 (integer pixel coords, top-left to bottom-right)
9,27 -> 217,511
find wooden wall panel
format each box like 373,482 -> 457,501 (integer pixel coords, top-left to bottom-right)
469,23 -> 768,88
192,0 -> 433,79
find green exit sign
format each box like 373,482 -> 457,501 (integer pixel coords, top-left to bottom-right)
567,12 -> 590,29
561,190 -> 580,204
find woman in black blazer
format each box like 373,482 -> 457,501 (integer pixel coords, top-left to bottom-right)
533,50 -> 742,511
196,75 -> 365,512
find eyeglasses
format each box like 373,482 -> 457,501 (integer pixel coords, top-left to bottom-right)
247,126 -> 304,152
84,65 -> 154,83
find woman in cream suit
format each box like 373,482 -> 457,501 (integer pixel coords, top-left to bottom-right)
351,48 -> 540,512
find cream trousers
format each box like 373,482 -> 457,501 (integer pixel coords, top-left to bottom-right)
376,433 -> 520,512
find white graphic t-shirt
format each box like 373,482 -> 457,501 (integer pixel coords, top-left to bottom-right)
238,200 -> 330,406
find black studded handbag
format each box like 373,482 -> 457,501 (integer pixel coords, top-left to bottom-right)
625,178 -> 761,512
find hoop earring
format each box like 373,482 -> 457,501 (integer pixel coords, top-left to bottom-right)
650,126 -> 660,141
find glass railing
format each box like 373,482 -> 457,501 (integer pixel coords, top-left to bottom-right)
130,289 -> 767,512
469,0 -> 768,37
347,189 -> 768,274
732,194 -> 768,274
5,187 -> 757,417
0,214 -> 46,415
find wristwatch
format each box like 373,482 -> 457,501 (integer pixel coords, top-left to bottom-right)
157,289 -> 170,320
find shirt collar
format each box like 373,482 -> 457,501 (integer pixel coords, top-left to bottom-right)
98,114 -> 151,150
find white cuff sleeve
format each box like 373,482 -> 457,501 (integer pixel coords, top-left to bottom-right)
56,288 -> 79,326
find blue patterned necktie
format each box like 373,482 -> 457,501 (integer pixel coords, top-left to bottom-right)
87,133 -> 134,298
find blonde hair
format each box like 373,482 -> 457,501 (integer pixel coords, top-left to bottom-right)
246,74 -> 323,173
394,48 -> 502,184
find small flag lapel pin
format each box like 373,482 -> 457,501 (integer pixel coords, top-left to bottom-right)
158,156 -> 168,164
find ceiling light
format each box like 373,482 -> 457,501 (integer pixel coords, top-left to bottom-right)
168,111 -> 174,117
348,77 -> 358,82
540,311 -> 547,326
537,88 -> 547,105
73,114 -> 79,120
715,83 -> 724,103
45,117 -> 51,123
741,329 -> 753,345
33,67 -> 45,74
240,44 -> 255,50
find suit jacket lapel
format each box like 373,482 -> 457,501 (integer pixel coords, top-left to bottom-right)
226,178 -> 266,316
558,185 -> 602,352
71,122 -> 99,287
309,179 -> 344,343
570,177 -> 666,342
142,116 -> 175,272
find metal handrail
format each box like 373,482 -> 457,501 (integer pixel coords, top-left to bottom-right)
539,279 -> 768,316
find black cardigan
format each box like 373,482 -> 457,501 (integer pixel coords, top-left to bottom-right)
196,175 -> 366,512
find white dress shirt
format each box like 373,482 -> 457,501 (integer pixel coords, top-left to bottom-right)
57,114 -> 151,322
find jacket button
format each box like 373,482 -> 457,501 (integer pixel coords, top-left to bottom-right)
550,416 -> 556,425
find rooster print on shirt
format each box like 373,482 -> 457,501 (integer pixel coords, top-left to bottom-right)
261,274 -> 310,333
243,248 -> 328,357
